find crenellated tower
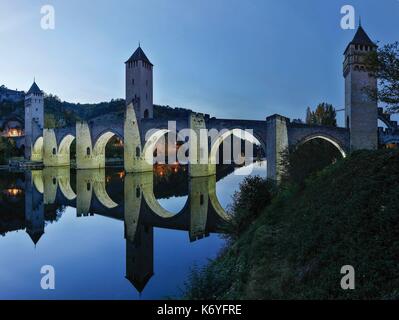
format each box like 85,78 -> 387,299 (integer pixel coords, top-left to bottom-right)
343,24 -> 378,150
24,81 -> 44,159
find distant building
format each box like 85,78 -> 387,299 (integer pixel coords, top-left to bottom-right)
0,116 -> 24,137
0,85 -> 24,102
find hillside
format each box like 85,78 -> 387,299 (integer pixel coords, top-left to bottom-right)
0,95 -> 193,129
184,150 -> 399,299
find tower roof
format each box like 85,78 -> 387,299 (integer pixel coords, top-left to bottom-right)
345,25 -> 377,53
125,272 -> 154,293
27,230 -> 44,245
125,46 -> 153,66
351,25 -> 376,47
27,81 -> 43,95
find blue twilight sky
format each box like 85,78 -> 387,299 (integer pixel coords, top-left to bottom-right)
0,0 -> 398,123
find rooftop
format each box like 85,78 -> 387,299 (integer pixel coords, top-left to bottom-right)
345,25 -> 377,53
125,46 -> 153,66
26,81 -> 43,95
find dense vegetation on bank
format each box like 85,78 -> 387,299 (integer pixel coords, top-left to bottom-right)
184,149 -> 399,299
0,95 -> 192,129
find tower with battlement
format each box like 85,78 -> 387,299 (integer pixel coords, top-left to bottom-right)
24,81 -> 44,159
343,24 -> 378,150
125,46 -> 154,120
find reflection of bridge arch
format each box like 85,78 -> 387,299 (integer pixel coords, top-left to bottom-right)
32,170 -> 44,194
125,169 -> 231,223
32,168 -> 77,203
139,169 -> 183,218
208,128 -> 264,175
296,133 -> 347,158
27,166 -> 233,243
76,169 -> 118,216
31,168 -> 118,211
208,175 -> 231,221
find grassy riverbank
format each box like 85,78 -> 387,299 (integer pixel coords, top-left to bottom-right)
184,149 -> 399,299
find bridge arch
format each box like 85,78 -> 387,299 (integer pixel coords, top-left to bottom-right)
208,128 -> 264,175
142,129 -> 170,166
93,130 -> 123,157
295,133 -> 347,158
58,134 -> 75,156
31,137 -> 43,162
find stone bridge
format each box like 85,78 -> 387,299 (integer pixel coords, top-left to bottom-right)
28,102 -> 351,181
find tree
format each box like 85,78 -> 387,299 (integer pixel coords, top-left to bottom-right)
306,107 -> 313,124
365,42 -> 399,112
0,137 -> 18,164
306,103 -> 337,127
44,113 -> 57,129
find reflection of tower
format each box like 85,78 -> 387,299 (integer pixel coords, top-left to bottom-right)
125,225 -> 154,293
24,81 -> 44,159
24,172 -> 45,245
343,23 -> 378,150
125,45 -> 154,120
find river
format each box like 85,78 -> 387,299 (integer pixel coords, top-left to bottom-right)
0,161 -> 266,299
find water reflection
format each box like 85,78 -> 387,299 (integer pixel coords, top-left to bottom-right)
0,163 -> 261,298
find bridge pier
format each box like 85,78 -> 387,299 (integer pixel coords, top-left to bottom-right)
43,129 -> 74,167
124,173 -> 143,242
124,103 -> 152,173
266,114 -> 289,182
76,122 -> 106,169
189,113 -> 211,177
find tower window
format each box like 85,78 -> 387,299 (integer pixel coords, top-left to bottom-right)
52,148 -> 56,155
86,147 -> 91,156
200,194 -> 204,206
144,109 -> 149,119
136,146 -> 141,157
136,187 -> 141,198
